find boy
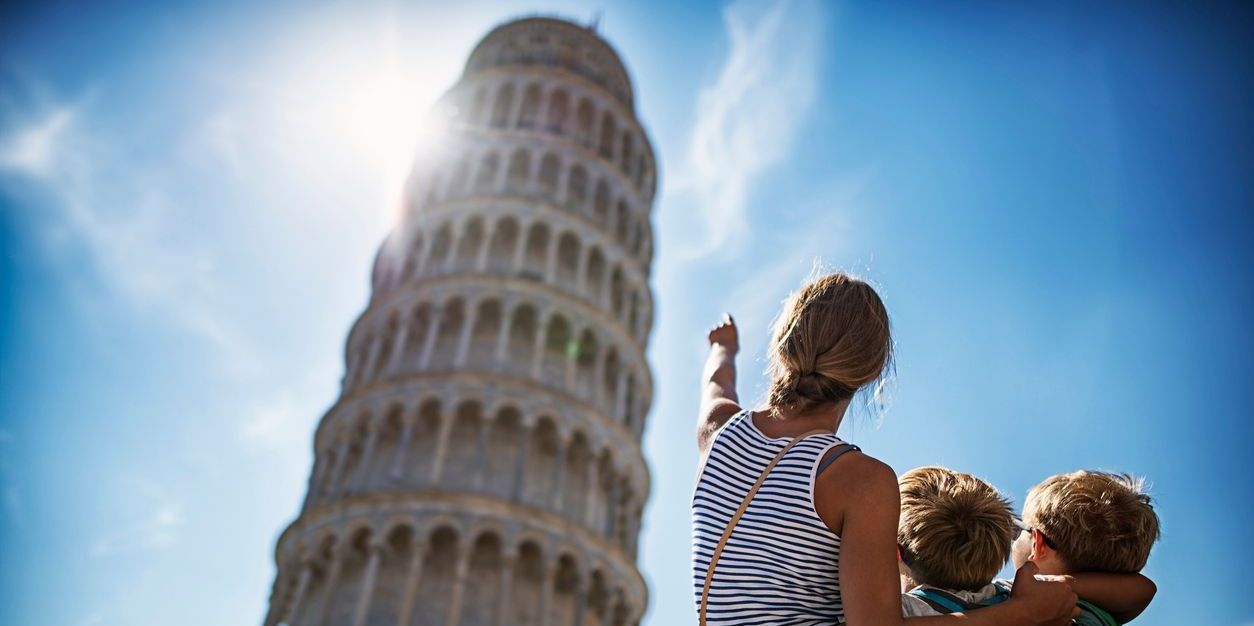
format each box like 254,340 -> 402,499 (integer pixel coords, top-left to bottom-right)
897,467 -> 1159,623
896,466 -> 1018,616
1014,471 -> 1160,625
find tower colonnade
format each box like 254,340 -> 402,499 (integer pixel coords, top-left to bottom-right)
265,16 -> 656,626
265,498 -> 644,626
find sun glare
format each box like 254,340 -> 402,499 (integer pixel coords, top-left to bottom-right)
343,68 -> 445,212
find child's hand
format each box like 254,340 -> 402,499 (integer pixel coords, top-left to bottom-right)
707,313 -> 739,355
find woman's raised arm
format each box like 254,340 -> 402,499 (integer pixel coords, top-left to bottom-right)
697,313 -> 742,452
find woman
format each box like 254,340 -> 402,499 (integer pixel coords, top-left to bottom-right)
691,272 -> 1077,625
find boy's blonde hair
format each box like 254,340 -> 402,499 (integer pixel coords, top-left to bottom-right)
1024,470 -> 1160,573
898,466 -> 1015,592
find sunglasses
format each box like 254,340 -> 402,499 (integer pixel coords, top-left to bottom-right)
1013,517 -> 1058,550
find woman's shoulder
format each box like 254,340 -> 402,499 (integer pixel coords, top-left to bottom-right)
830,448 -> 895,483
813,448 -> 899,533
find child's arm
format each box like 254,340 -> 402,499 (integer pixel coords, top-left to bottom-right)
697,314 -> 742,452
836,458 -> 1079,626
1050,573 -> 1156,623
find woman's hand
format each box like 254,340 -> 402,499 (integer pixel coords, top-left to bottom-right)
697,313 -> 742,451
1008,562 -> 1080,626
707,313 -> 739,355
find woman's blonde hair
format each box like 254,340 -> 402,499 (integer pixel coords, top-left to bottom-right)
766,271 -> 893,415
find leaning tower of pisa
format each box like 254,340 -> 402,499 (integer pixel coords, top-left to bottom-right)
262,16 -> 657,626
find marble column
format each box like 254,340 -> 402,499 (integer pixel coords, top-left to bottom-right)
454,306 -> 477,368
350,543 -> 383,626
443,549 -> 473,626
584,458 -> 601,528
472,416 -> 492,490
429,412 -> 455,485
418,309 -> 444,369
389,413 -> 416,481
352,424 -> 380,492
494,550 -> 517,626
551,441 -> 568,512
537,560 -> 556,626
388,320 -> 410,373
283,563 -> 312,626
511,428 -> 531,502
396,541 -> 427,626
316,546 -> 345,626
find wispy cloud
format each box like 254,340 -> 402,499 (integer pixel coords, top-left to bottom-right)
0,99 -> 78,178
0,72 -> 261,377
723,174 -> 869,347
677,0 -> 826,259
89,476 -> 183,558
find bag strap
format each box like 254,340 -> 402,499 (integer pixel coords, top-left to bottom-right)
697,428 -> 831,626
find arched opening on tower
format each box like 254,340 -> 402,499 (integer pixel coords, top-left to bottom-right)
506,149 -> 530,193
576,98 -> 595,147
538,153 -> 560,196
485,405 -> 523,499
430,298 -> 465,369
506,303 -> 538,376
522,222 -> 550,281
542,314 -> 572,388
473,152 -> 501,194
519,83 -> 542,129
567,165 -> 588,211
555,232 -> 581,291
454,217 -> 486,273
550,554 -> 581,626
444,400 -> 485,492
491,83 -> 515,128
468,298 -> 502,369
563,432 -> 591,519
510,541 -> 545,626
598,112 -> 616,159
547,89 -> 570,134
413,526 -> 458,626
584,247 -> 606,306
522,417 -> 559,508
461,532 -> 505,625
487,216 -> 520,274
575,329 -> 599,402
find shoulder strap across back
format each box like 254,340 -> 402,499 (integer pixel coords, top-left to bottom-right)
697,428 -> 831,626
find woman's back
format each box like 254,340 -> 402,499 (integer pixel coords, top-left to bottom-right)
692,410 -> 854,625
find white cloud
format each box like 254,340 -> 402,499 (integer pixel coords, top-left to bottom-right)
723,173 -> 870,345
89,477 -> 184,558
0,101 -> 78,178
0,74 -> 262,378
677,0 -> 826,259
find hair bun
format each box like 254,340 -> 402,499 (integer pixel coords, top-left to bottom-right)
766,272 -> 893,414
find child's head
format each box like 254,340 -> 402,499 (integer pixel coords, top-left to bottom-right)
897,466 -> 1015,592
1012,470 -> 1160,575
765,272 -> 893,415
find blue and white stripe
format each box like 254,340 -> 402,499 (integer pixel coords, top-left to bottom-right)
692,410 -> 851,625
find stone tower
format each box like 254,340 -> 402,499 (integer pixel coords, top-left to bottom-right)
262,16 -> 657,626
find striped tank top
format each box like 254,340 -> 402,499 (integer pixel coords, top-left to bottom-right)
691,410 -> 856,625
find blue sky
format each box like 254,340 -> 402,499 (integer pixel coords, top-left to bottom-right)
2,1 -> 1251,625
